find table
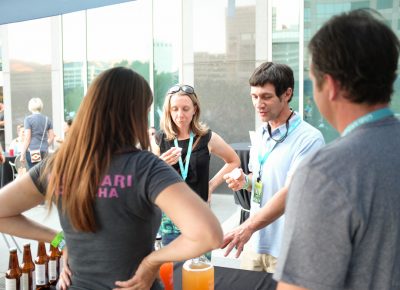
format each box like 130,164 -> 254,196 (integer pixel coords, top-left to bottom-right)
230,142 -> 251,224
1,154 -> 16,187
173,262 -> 277,290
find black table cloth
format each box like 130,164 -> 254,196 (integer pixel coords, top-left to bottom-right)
173,262 -> 277,290
230,142 -> 251,224
1,154 -> 16,187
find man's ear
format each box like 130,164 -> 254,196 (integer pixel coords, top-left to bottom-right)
284,87 -> 293,102
324,74 -> 341,101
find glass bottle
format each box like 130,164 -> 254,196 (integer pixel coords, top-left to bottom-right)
35,242 -> 49,290
56,247 -> 63,278
48,245 -> 59,286
5,247 -> 22,290
182,255 -> 214,290
21,243 -> 36,290
154,235 -> 174,290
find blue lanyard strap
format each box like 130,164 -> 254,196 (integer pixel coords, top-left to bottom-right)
174,132 -> 194,180
258,118 -> 301,179
342,108 -> 394,136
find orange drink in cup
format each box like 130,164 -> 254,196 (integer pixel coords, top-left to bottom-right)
182,257 -> 214,290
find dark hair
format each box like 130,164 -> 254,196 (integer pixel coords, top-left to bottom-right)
249,62 -> 295,102
309,9 -> 400,105
65,117 -> 73,126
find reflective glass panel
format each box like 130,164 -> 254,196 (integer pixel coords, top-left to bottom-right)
8,18 -> 53,143
153,0 -> 180,129
62,11 -> 86,120
86,1 -> 151,84
192,0 -> 256,192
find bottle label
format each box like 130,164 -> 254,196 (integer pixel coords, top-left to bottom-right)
21,273 -> 29,290
60,256 -> 64,274
35,264 -> 46,285
32,270 -> 36,290
5,278 -> 17,290
49,260 -> 57,280
21,271 -> 36,290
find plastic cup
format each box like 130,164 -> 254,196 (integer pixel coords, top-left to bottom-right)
182,259 -> 214,290
159,262 -> 174,290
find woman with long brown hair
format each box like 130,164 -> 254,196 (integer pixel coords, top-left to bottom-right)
0,67 -> 223,290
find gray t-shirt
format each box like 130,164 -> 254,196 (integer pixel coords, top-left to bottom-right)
24,113 -> 53,151
274,116 -> 400,290
30,150 -> 183,290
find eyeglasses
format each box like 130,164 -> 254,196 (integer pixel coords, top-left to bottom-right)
167,85 -> 195,95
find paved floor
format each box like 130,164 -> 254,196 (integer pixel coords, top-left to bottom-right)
0,193 -> 241,289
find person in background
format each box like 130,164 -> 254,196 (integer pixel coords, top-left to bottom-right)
222,62 -> 325,273
274,9 -> 400,290
54,117 -> 73,148
0,67 -> 223,290
20,98 -> 55,168
0,102 -> 5,150
148,126 -> 157,138
152,84 -> 240,246
148,126 -> 157,151
9,124 -> 25,155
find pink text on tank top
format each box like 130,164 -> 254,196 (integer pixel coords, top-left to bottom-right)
97,175 -> 133,198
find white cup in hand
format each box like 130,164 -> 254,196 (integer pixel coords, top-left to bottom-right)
229,168 -> 241,180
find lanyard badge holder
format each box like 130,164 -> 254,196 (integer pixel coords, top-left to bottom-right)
174,132 -> 194,181
253,111 -> 300,205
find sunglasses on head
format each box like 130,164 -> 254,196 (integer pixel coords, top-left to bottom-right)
167,85 -> 195,95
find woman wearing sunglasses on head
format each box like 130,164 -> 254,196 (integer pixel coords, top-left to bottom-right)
152,84 -> 240,246
0,69 -> 223,290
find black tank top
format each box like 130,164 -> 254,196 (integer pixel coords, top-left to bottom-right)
156,130 -> 212,202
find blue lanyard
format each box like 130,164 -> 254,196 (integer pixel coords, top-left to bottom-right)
174,132 -> 194,181
342,108 -> 394,136
258,118 -> 301,179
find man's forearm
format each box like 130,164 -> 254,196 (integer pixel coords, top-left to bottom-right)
247,186 -> 288,232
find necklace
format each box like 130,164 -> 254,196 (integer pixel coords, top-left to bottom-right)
267,110 -> 294,143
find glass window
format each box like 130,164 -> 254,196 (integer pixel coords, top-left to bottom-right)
7,18 -> 53,142
192,0 -> 256,144
191,0 -> 256,193
377,0 -> 392,9
153,0 -> 180,129
351,1 -> 370,10
86,1 -> 151,84
272,0 -> 300,112
62,11 -> 87,120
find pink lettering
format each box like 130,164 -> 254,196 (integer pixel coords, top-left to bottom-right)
98,187 -> 108,198
108,188 -> 119,198
114,175 -> 125,188
101,175 -> 112,187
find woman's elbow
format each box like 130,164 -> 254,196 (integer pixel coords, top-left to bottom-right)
204,223 -> 223,249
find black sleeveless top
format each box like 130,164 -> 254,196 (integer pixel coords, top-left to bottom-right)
156,130 -> 212,202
